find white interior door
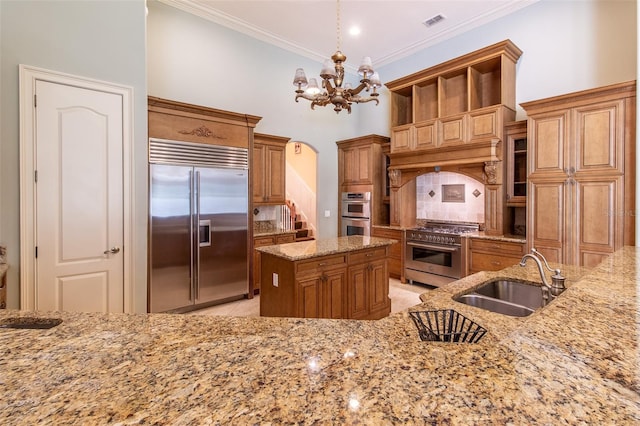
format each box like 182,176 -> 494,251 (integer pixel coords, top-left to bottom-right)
34,80 -> 124,313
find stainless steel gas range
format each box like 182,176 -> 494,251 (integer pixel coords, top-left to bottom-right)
405,221 -> 479,287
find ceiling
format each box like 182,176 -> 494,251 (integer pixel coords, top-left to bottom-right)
158,0 -> 538,71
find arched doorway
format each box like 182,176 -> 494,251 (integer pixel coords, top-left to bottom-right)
286,141 -> 317,240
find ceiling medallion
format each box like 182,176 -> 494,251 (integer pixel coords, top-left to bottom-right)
292,0 -> 381,114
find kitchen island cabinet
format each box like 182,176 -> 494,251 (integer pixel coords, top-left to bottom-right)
371,225 -> 404,280
256,236 -> 394,320
252,231 -> 296,294
1,247 -> 638,424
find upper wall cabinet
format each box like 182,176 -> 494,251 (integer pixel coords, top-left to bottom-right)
253,133 -> 289,205
385,40 -> 521,154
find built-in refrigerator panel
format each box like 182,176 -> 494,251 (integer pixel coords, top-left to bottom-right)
196,167 -> 248,304
149,164 -> 194,312
148,138 -> 249,313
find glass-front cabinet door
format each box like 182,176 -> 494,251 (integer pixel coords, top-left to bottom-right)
506,121 -> 527,207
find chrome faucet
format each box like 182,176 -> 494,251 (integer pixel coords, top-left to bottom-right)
519,248 -> 567,299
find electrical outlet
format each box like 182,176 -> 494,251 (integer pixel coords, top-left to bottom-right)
324,210 -> 330,217
272,272 -> 279,287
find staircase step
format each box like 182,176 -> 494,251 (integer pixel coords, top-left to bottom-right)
295,236 -> 315,242
295,221 -> 305,230
296,229 -> 309,238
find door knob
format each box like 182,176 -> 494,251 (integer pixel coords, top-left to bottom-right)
103,247 -> 121,254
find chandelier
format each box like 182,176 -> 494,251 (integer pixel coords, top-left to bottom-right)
292,0 -> 381,114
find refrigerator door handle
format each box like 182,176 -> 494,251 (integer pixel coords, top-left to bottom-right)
189,170 -> 195,303
195,170 -> 201,301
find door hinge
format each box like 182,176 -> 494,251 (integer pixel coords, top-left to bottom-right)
35,246 -> 38,258
34,94 -> 37,108
34,170 -> 38,183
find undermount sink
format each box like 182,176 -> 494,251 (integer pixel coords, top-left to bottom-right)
0,317 -> 62,330
454,279 -> 550,317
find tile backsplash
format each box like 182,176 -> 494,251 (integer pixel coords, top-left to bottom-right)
416,171 -> 485,224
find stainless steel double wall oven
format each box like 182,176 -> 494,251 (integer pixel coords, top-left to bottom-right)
340,192 -> 371,237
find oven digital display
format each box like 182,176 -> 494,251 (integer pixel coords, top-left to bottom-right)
411,247 -> 452,268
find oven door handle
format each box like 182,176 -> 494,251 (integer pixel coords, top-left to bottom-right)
407,242 -> 459,252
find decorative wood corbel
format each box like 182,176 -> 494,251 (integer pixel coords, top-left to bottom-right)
484,161 -> 500,184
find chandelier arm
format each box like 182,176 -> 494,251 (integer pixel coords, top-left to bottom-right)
295,93 -> 319,102
351,97 -> 380,106
348,81 -> 371,96
323,79 -> 337,95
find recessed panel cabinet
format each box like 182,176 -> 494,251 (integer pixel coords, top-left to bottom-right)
522,81 -> 636,267
253,133 -> 288,205
336,134 -> 390,228
386,40 -> 521,154
260,246 -> 391,320
253,233 -> 295,293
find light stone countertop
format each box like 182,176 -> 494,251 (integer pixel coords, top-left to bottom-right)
255,235 -> 397,261
0,247 -> 639,424
253,229 -> 297,237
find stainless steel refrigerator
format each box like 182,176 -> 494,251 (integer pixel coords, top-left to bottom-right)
149,139 -> 249,313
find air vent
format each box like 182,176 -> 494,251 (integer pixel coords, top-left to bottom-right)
423,14 -> 446,27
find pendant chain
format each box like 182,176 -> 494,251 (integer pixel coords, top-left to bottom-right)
336,0 -> 341,52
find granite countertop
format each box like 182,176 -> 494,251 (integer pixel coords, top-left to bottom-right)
1,247 -> 639,424
255,235 -> 397,261
466,231 -> 526,243
254,229 -> 297,237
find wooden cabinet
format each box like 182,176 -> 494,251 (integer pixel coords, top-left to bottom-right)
340,143 -> 374,185
467,237 -> 525,274
385,41 -> 522,236
505,121 -> 528,207
259,246 -> 391,320
253,133 -> 288,205
253,233 -> 295,293
347,247 -> 390,320
0,266 -> 7,309
522,81 -> 636,267
336,135 -> 390,227
296,256 -> 349,319
371,226 -> 404,280
386,40 -> 521,154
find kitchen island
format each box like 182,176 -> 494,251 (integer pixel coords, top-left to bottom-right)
1,247 -> 639,424
257,236 -> 396,320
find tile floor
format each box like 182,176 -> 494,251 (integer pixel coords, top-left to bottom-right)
188,278 -> 433,317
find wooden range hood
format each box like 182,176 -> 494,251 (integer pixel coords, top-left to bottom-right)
387,137 -> 501,186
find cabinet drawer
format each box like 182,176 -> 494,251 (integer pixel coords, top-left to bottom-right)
296,255 -> 347,275
469,252 -> 521,272
470,239 -> 525,256
348,247 -> 387,264
371,227 -> 402,240
275,234 -> 295,244
254,236 -> 276,247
